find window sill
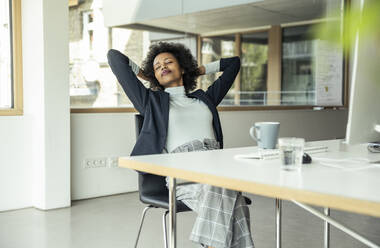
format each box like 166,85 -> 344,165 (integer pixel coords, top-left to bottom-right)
217,105 -> 346,111
71,107 -> 137,113
0,108 -> 23,116
70,106 -> 346,113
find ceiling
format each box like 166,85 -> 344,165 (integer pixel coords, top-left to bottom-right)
124,0 -> 339,36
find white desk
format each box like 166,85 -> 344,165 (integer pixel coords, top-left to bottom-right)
119,140 -> 380,248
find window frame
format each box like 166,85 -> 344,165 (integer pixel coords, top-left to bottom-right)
201,21 -> 348,111
280,20 -> 349,109
71,18 -> 349,113
0,0 -> 23,116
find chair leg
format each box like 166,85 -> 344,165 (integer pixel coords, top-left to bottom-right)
134,205 -> 154,248
163,210 -> 169,248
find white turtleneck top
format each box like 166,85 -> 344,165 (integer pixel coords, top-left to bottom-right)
165,86 -> 215,153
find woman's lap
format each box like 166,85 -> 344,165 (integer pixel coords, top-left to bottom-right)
169,139 -> 255,248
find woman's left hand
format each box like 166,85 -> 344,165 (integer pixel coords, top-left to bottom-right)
198,65 -> 206,76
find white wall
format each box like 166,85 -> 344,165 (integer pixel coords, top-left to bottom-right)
0,117 -> 33,210
0,0 -> 70,212
103,0 -> 262,27
39,0 -> 71,210
221,109 -> 347,148
70,113 -> 138,200
103,0 -> 181,27
71,109 -> 347,200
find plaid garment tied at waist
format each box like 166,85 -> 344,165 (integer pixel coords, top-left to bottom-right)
169,139 -> 255,248
170,138 -> 220,153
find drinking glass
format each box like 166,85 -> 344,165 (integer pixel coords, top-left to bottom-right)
278,138 -> 305,171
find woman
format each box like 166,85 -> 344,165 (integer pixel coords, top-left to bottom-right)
107,42 -> 254,248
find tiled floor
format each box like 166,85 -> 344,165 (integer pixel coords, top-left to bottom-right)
0,192 -> 379,248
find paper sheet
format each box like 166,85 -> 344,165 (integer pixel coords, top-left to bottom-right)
315,40 -> 344,106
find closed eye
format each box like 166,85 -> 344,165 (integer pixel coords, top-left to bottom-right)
154,59 -> 172,71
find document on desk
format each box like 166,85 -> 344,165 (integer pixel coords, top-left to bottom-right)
314,156 -> 380,171
234,146 -> 328,160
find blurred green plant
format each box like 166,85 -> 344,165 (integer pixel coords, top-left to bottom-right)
313,0 -> 380,52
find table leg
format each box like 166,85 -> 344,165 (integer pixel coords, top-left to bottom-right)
324,207 -> 330,248
292,200 -> 380,248
276,198 -> 282,248
168,177 -> 177,248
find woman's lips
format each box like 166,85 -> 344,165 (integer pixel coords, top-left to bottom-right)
161,69 -> 171,76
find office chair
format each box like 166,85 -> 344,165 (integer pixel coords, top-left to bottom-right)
134,114 -> 191,248
133,114 -> 252,248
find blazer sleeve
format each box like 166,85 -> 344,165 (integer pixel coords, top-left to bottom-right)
107,49 -> 149,115
205,56 -> 241,106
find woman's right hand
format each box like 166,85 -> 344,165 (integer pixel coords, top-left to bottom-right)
137,69 -> 150,81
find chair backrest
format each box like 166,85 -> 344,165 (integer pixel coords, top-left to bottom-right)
134,114 -> 144,139
134,114 -> 168,197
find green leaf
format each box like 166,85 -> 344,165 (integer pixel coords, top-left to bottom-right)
313,1 -> 380,52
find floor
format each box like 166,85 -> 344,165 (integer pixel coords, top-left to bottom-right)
0,192 -> 379,248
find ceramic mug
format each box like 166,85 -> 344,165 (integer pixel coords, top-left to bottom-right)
249,122 -> 280,149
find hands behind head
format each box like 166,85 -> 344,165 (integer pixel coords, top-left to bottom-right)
197,66 -> 206,76
137,69 -> 150,81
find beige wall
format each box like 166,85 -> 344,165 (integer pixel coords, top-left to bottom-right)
71,109 -> 347,200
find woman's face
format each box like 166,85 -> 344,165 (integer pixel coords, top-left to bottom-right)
153,52 -> 184,88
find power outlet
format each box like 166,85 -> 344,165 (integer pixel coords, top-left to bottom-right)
107,157 -> 119,168
83,158 -> 107,169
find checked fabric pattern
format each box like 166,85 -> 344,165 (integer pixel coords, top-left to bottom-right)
169,139 -> 255,248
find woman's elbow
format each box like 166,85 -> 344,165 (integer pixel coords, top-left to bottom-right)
107,49 -> 129,67
107,49 -> 118,62
233,56 -> 241,68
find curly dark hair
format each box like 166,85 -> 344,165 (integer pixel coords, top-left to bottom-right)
141,42 -> 200,94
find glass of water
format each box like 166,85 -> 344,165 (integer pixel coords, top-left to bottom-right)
278,138 -> 305,171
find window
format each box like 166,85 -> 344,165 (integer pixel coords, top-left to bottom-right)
70,0 -> 345,111
200,23 -> 345,108
282,25 -> 316,105
200,34 -> 235,105
281,24 -> 344,106
0,0 -> 12,109
0,0 -> 22,115
240,31 -> 268,106
69,1 -> 150,109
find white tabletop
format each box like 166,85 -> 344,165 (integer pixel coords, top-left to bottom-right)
119,140 -> 380,218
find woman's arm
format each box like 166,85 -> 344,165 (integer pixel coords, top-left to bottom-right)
107,49 -> 149,114
203,57 -> 241,106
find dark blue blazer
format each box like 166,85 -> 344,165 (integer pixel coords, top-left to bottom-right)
107,49 -> 240,156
